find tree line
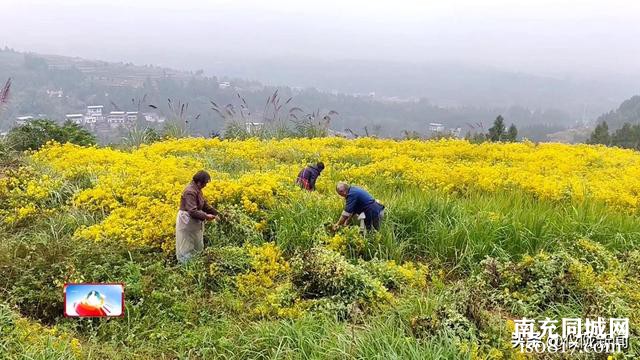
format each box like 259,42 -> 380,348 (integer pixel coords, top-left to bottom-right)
588,121 -> 640,150
465,115 -> 518,143
0,49 -> 570,139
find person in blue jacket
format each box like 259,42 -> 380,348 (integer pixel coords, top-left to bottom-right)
296,162 -> 324,191
332,182 -> 385,232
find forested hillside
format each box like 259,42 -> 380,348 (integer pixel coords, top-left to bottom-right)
1,48 -> 577,140
595,95 -> 640,130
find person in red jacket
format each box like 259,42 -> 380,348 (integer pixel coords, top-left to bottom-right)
296,162 -> 324,191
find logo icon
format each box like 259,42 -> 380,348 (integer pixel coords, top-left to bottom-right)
64,283 -> 124,317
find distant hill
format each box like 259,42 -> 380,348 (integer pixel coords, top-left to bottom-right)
0,48 -> 612,140
0,48 -> 257,135
0,49 -> 197,87
205,58 -> 637,120
595,95 -> 640,130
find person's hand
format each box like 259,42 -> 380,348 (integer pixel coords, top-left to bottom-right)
205,214 -> 216,221
331,224 -> 341,232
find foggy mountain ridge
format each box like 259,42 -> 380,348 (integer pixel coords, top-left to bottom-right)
595,95 -> 640,130
203,57 -> 637,119
5,43 -> 635,121
0,47 -> 636,142
1,0 -> 638,128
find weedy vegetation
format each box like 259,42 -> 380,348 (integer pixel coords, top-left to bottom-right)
0,137 -> 639,359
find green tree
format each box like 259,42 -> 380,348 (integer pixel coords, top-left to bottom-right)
465,131 -> 487,143
611,122 -> 640,150
487,115 -> 506,142
506,124 -> 518,142
7,119 -> 96,151
59,121 -> 97,146
588,121 -> 610,145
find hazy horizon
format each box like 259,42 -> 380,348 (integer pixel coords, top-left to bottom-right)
2,0 -> 640,81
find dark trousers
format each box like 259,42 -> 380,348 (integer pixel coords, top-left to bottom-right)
364,215 -> 381,230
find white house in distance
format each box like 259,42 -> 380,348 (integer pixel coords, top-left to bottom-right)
15,116 -> 34,126
82,105 -> 104,125
65,114 -> 84,124
429,122 -> 445,133
84,115 -> 98,125
47,89 -> 64,98
107,111 -> 126,126
87,105 -> 103,117
126,111 -> 138,122
218,81 -> 231,89
143,112 -> 165,123
42,104 -> 164,129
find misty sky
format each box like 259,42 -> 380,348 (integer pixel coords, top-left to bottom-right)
1,0 -> 639,77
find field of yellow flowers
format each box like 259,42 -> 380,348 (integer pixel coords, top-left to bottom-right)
1,137 -> 639,359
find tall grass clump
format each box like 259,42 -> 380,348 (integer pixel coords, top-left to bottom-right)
213,90 -> 339,139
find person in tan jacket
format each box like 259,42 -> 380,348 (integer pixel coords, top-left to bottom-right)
175,170 -> 218,263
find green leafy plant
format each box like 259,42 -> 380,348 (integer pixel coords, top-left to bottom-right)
291,247 -> 392,316
7,119 -> 96,151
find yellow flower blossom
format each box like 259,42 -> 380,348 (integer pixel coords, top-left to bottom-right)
6,137 -> 640,250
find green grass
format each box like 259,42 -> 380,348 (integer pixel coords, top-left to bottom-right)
1,173 -> 639,358
272,185 -> 640,267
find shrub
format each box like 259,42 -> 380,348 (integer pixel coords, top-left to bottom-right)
480,252 -> 571,314
479,239 -> 639,320
291,247 -> 392,315
233,243 -> 304,319
360,258 -> 429,291
204,246 -> 250,290
411,304 -> 473,340
322,225 -> 366,257
207,204 -> 266,246
0,166 -> 67,227
0,304 -> 83,359
7,119 -> 96,151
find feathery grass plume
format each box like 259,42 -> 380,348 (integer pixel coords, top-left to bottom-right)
403,130 -> 422,140
211,107 -> 224,119
110,100 -> 121,111
121,126 -> 161,148
211,91 -> 338,139
161,98 -> 195,136
345,128 -> 360,138
286,106 -> 338,138
0,79 -> 13,161
126,94 -> 149,124
0,78 -> 11,107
